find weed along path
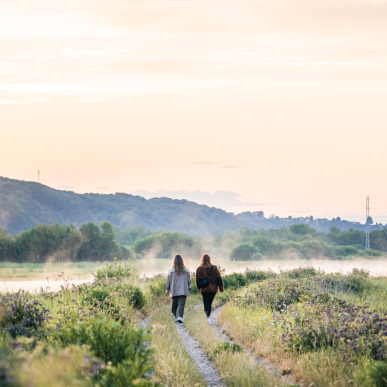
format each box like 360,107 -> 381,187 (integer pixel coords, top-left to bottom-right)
184,305 -> 295,387
144,301 -> 294,387
210,307 -> 293,384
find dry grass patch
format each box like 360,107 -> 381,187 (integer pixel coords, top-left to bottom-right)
184,307 -> 289,387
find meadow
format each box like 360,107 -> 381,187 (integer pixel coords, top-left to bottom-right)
1,259 -> 387,387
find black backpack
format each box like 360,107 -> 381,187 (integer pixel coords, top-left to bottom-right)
197,265 -> 214,289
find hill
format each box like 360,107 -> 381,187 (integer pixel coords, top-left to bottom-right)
0,177 -> 238,235
0,176 -> 385,235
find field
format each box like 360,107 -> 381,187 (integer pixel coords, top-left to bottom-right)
1,259 -> 387,387
2,257 -> 387,281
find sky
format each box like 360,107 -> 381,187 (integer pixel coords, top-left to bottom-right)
1,0 -> 387,222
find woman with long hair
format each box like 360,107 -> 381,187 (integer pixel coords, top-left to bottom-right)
166,254 -> 191,323
196,253 -> 224,323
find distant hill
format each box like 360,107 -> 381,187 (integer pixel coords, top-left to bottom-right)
0,177 -> 384,235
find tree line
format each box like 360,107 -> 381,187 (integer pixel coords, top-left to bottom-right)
227,224 -> 387,261
0,222 -> 131,263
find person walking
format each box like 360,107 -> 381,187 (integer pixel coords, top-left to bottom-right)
166,254 -> 191,323
196,253 -> 224,323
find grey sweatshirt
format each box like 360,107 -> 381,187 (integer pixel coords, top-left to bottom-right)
166,267 -> 191,297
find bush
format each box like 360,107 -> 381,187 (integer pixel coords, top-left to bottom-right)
95,258 -> 137,281
334,245 -> 359,257
148,275 -> 167,296
281,266 -> 318,279
81,279 -> 145,310
0,291 -> 50,338
213,341 -> 243,355
230,243 -> 261,261
363,361 -> 387,387
4,345 -> 97,387
55,317 -> 151,366
318,268 -> 371,294
223,273 -> 247,290
245,268 -> 276,282
99,361 -> 163,387
233,277 -> 314,311
280,297 -> 387,359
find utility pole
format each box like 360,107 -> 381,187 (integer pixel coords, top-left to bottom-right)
38,170 -> 40,183
366,195 -> 370,249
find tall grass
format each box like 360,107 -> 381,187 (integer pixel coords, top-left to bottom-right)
150,306 -> 205,387
184,307 -> 290,387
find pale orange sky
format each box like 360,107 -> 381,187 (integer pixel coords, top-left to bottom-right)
1,0 -> 387,222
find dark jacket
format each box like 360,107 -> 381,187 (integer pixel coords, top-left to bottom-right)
196,265 -> 224,293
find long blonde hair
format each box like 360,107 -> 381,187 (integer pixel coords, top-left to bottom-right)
200,253 -> 212,268
172,254 -> 186,275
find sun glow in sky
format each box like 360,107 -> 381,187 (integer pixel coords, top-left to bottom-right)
1,0 -> 387,222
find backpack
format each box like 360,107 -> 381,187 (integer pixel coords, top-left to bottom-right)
197,265 -> 214,289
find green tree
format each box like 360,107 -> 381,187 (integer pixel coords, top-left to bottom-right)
230,243 -> 261,261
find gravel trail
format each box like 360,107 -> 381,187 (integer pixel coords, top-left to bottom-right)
175,319 -> 226,387
138,305 -> 225,387
137,315 -> 151,329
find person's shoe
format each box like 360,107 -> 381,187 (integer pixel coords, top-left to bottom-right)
174,317 -> 178,322
207,318 -> 212,324
178,317 -> 184,323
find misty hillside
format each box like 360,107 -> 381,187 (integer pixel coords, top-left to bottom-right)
0,176 -> 384,235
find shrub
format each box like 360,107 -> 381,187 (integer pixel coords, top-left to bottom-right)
81,279 -> 145,310
230,243 -> 261,261
0,291 -> 50,338
95,258 -> 137,281
5,345 -> 97,387
213,341 -> 243,355
280,297 -> 387,360
280,266 -> 318,279
55,317 -> 151,366
148,275 -> 167,296
99,361 -> 163,387
318,268 -> 372,294
363,361 -> 387,387
233,277 -> 314,311
223,273 -> 247,290
245,268 -> 276,282
334,245 -> 359,257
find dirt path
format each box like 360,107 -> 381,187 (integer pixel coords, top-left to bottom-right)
175,319 -> 226,387
210,306 -> 293,384
138,305 -> 225,387
137,315 -> 151,329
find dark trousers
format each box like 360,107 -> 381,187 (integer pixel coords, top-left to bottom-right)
201,292 -> 216,317
172,296 -> 187,318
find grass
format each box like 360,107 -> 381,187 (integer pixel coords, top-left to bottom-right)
218,273 -> 387,387
149,303 -> 206,387
184,306 -> 291,387
0,262 -> 104,280
3,258 -> 387,281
